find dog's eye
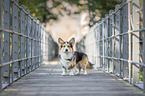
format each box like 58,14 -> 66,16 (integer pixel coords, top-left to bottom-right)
67,45 -> 70,47
63,45 -> 65,47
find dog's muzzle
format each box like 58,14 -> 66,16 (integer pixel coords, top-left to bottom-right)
65,49 -> 68,52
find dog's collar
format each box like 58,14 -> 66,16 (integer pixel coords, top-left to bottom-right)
65,58 -> 73,61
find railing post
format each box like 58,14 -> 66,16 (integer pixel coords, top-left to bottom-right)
128,0 -> 132,84
102,18 -> 105,70
0,0 -> 3,93
118,5 -> 122,78
31,15 -> 34,71
96,25 -> 100,68
20,5 -> 26,77
12,0 -> 19,80
115,5 -> 121,76
26,10 -> 30,73
36,20 -> 39,68
132,0 -> 139,84
143,0 -> 145,93
105,14 -> 109,71
38,24 -> 41,66
122,0 -> 129,79
109,10 -> 114,73
3,0 -> 10,85
41,25 -> 43,64
100,21 -> 103,68
30,15 -> 32,71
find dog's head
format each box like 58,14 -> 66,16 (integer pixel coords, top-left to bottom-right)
58,37 -> 75,53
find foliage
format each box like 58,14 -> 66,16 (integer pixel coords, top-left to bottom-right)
19,0 -> 121,24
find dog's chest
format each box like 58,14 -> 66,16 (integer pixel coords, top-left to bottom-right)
60,59 -> 73,68
60,53 -> 74,69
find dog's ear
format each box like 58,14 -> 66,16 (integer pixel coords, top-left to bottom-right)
69,37 -> 75,45
58,38 -> 64,44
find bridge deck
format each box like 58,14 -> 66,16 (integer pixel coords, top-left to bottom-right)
0,60 -> 145,96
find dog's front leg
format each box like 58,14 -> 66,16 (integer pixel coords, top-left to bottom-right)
69,69 -> 74,76
61,67 -> 67,76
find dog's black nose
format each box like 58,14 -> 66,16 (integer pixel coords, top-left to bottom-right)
65,49 -> 68,52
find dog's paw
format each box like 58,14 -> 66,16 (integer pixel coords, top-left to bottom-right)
75,72 -> 80,75
83,72 -> 87,75
69,72 -> 74,76
61,73 -> 67,76
93,66 -> 98,70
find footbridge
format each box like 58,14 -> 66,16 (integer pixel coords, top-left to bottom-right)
1,0 -> 145,96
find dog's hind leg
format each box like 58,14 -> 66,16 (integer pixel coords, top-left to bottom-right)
83,62 -> 88,75
83,66 -> 87,75
75,67 -> 81,75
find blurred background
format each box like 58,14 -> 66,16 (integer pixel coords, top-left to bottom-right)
19,0 -> 121,42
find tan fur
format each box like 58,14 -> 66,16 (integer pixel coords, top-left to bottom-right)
74,55 -> 88,75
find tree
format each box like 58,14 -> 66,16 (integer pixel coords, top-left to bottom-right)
19,0 -> 121,25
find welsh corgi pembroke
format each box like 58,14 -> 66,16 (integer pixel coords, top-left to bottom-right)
58,37 -> 97,76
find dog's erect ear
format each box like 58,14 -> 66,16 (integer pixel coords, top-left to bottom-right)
58,38 -> 64,44
69,37 -> 75,45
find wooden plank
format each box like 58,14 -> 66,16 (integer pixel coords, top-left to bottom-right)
12,0 -> 19,80
0,61 -> 144,96
3,0 -> 10,84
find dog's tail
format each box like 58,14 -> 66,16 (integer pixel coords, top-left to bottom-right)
87,61 -> 97,70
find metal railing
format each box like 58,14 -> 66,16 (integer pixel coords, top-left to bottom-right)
76,0 -> 145,92
0,0 -> 58,92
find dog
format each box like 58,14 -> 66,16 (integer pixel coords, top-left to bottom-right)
58,37 -> 97,76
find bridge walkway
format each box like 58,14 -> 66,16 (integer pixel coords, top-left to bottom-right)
0,60 -> 144,96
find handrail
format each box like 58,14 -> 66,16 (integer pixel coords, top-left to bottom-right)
76,0 -> 145,93
0,0 -> 58,93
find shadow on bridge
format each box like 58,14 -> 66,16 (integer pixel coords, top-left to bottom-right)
0,59 -> 144,96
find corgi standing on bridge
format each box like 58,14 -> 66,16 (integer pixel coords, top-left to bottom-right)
58,37 -> 97,76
